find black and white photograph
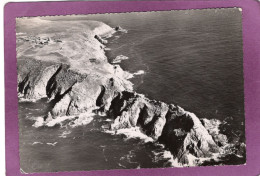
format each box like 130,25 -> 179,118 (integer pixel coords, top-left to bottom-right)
16,8 -> 245,173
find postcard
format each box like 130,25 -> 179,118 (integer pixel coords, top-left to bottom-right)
4,1 -> 260,176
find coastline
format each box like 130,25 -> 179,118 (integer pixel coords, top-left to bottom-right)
17,19 -> 245,167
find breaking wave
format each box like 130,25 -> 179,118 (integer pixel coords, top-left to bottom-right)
133,70 -> 145,76
111,55 -> 129,64
59,130 -> 72,138
104,127 -> 154,143
32,112 -> 95,128
152,147 -> 182,167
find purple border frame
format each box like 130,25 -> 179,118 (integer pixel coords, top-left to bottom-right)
4,1 -> 260,175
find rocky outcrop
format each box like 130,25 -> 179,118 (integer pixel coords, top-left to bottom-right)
160,108 -> 220,165
114,26 -> 128,33
201,118 -> 228,147
17,58 -> 61,99
94,35 -> 108,44
115,26 -> 122,31
108,92 -> 168,140
105,91 -> 226,165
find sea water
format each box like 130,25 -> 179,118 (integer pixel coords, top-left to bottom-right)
19,9 -> 245,172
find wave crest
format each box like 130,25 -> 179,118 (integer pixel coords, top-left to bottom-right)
104,127 -> 154,143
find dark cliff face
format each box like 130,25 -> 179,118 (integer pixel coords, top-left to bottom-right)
17,57 -> 227,165
108,91 -> 168,140
106,91 -> 225,165
17,58 -> 60,99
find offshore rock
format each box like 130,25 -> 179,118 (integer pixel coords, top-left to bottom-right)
114,26 -> 128,33
115,26 -> 122,31
94,35 -> 108,44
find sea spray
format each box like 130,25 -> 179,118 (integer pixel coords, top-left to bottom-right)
111,55 -> 129,64
133,70 -> 145,76
32,112 -> 95,128
104,127 -> 154,143
32,142 -> 43,145
69,112 -> 95,127
32,117 -> 45,128
152,149 -> 183,167
59,130 -> 72,138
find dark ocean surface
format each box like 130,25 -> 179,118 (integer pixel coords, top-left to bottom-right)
19,8 -> 245,173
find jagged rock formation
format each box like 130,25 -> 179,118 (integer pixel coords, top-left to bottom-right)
17,59 -> 61,99
108,91 -> 168,140
17,17 -> 235,166
106,91 -> 225,165
17,17 -> 133,115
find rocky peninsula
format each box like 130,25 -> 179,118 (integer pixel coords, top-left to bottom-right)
16,17 -> 244,166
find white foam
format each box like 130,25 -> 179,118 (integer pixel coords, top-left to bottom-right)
183,153 -> 220,167
31,111 -> 95,128
19,97 -> 37,103
46,142 -> 58,146
97,111 -> 107,116
59,130 -> 72,138
136,165 -> 141,169
93,23 -> 115,38
16,32 -> 26,36
112,55 -> 129,64
151,146 -> 221,167
152,149 -> 182,167
104,48 -> 111,51
117,163 -> 126,168
32,117 -> 45,128
133,70 -> 145,76
70,112 -> 95,127
20,168 -> 28,174
32,142 -> 43,145
111,64 -> 134,80
45,115 -> 75,127
105,127 -> 154,143
236,154 -> 243,158
116,28 -> 128,33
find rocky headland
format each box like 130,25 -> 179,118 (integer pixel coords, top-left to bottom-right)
16,17 -> 245,166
